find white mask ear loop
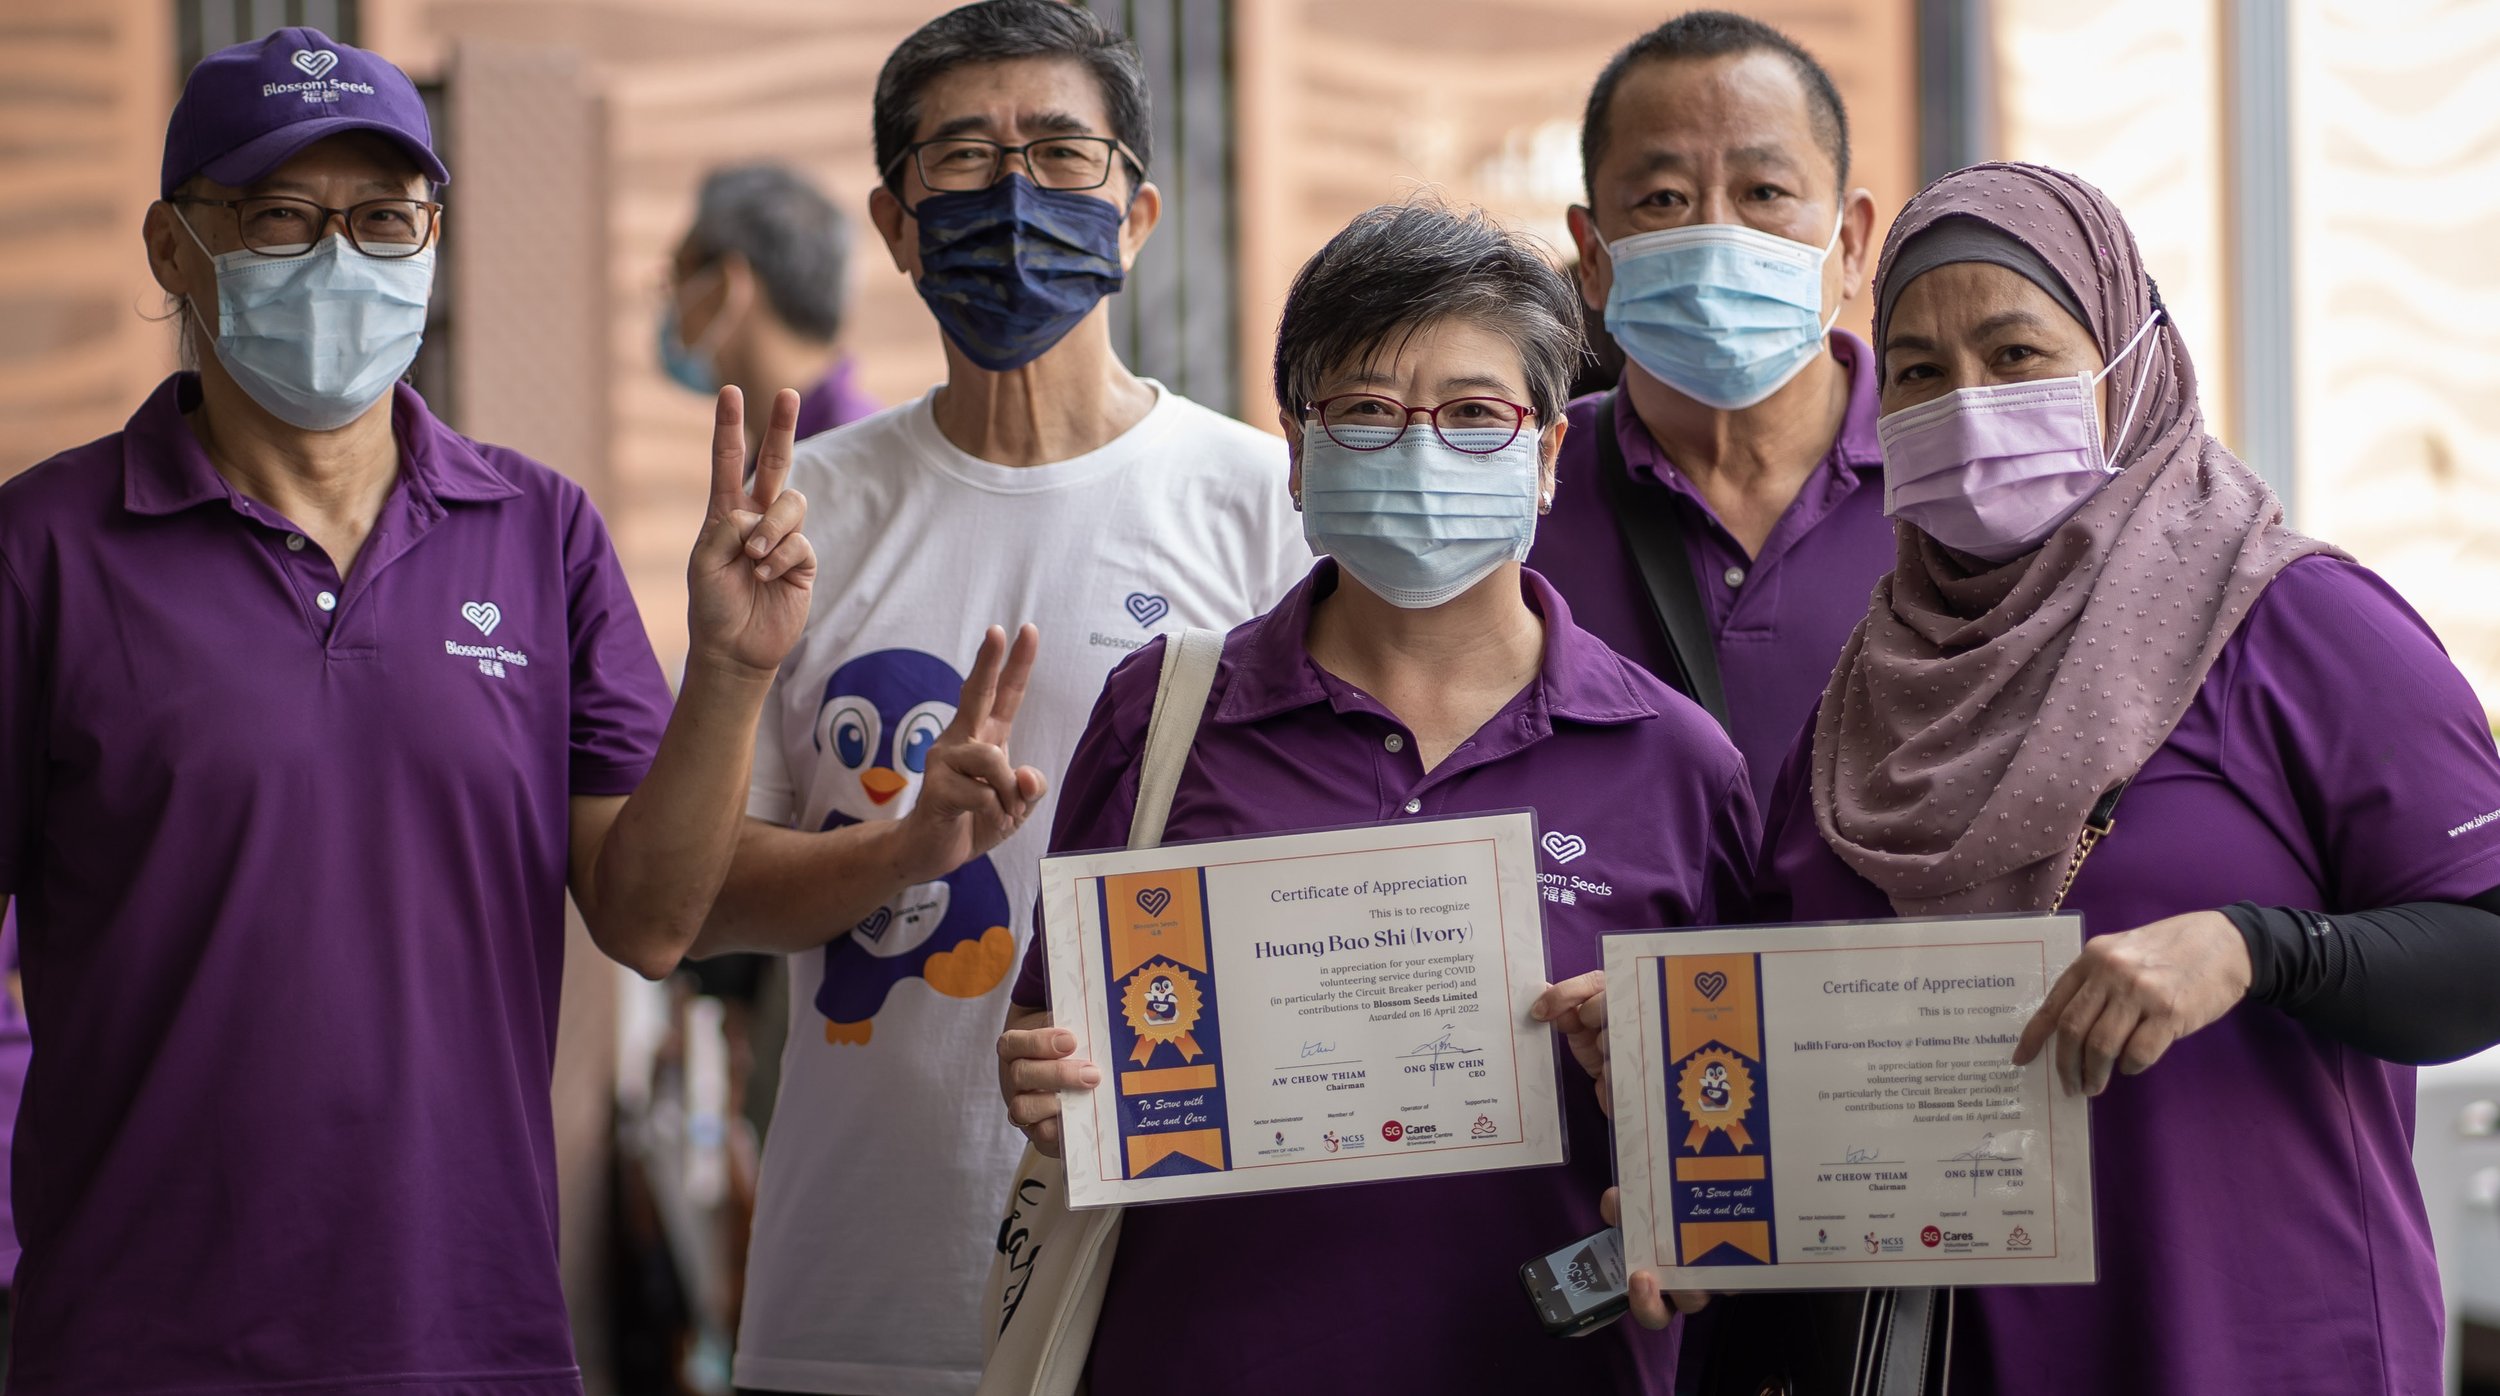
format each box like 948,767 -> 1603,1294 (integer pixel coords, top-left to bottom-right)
2091,309 -> 2165,466
1813,210 -> 1847,335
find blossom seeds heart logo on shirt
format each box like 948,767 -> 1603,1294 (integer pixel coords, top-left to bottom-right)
1540,831 -> 1588,864
291,48 -> 339,78
461,601 -> 501,636
1135,886 -> 1173,918
1124,593 -> 1170,628
856,907 -> 892,943
1693,970 -> 1729,1002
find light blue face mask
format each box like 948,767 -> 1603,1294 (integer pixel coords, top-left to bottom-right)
1298,422 -> 1543,609
657,302 -> 720,396
1602,215 -> 1841,411
176,209 -> 434,431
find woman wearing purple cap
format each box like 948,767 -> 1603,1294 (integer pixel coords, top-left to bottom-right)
0,29 -> 815,1395
1575,163 -> 2500,1393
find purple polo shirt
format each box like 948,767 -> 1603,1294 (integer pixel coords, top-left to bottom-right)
792,354 -> 878,441
0,905 -> 25,1286
1527,333 -> 1893,806
0,374 -> 672,1394
1012,562 -> 1757,1395
1755,556 -> 2500,1396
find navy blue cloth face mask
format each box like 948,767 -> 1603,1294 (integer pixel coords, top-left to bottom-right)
912,174 -> 1129,372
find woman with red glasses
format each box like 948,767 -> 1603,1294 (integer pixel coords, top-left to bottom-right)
992,200 -> 1759,1395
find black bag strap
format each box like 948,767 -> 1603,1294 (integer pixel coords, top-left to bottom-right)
1593,388 -> 1730,726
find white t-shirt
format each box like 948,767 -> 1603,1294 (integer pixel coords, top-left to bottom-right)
732,382 -> 1308,1396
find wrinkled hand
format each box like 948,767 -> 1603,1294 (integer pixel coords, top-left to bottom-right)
2013,910 -> 2251,1096
1533,971 -> 1613,1115
894,624 -> 1048,885
999,1004 -> 1099,1158
1599,1188 -> 1710,1327
687,386 -> 814,677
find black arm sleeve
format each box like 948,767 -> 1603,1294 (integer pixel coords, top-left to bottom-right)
2221,884 -> 2500,1065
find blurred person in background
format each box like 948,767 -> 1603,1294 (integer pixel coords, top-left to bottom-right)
663,162 -> 878,453
1533,10 -> 1894,806
0,29 -> 816,1393
683,4 -> 1306,1394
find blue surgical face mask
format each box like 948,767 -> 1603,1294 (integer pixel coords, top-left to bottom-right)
658,301 -> 719,396
176,209 -> 433,431
1298,423 -> 1543,609
912,175 -> 1127,372
1602,215 -> 1842,410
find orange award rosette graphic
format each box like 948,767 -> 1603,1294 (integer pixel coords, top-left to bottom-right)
1676,1047 -> 1757,1151
1119,959 -> 1204,1066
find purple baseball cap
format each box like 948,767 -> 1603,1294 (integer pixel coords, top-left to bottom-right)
161,27 -> 450,199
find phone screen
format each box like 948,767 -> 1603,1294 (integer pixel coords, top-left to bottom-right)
1521,1226 -> 1630,1332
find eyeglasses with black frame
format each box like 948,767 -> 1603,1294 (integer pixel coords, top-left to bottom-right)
1305,394 -> 1538,453
173,195 -> 441,259
890,136 -> 1141,194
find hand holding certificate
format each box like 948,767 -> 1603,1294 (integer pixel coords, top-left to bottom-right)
1036,812 -> 1564,1207
1605,916 -> 2095,1290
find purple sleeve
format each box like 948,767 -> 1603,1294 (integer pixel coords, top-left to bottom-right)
1705,755 -> 1762,924
1010,644 -> 1162,1008
2224,557 -> 2500,908
561,487 -> 672,797
0,557 -> 38,895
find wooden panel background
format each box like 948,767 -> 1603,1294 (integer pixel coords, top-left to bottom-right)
0,0 -> 177,478
2288,0 -> 2500,710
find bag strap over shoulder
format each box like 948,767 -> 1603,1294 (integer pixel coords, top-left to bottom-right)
1129,628 -> 1222,851
1593,387 -> 1731,727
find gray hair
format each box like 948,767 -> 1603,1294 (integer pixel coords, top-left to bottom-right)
1272,201 -> 1585,427
687,163 -> 852,342
873,1 -> 1150,192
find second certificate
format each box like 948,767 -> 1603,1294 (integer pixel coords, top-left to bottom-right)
1039,811 -> 1563,1208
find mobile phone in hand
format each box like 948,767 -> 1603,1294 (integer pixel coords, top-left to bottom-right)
1520,1226 -> 1631,1337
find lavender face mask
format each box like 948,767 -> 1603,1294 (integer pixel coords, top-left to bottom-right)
1878,312 -> 2163,562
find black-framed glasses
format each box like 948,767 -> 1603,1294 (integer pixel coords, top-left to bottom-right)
1306,394 -> 1537,453
889,136 -> 1142,193
173,195 -> 440,258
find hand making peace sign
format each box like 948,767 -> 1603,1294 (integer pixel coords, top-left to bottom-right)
894,623 -> 1051,886
687,386 -> 816,677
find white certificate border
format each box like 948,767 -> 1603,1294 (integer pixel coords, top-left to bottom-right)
1604,915 -> 2097,1291
1041,811 -> 1565,1208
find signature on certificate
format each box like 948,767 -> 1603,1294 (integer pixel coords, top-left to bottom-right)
1939,1132 -> 2024,1165
1298,1040 -> 1338,1059
1398,1025 -> 1481,1066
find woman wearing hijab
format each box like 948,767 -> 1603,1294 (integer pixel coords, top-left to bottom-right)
1707,163 -> 2500,1393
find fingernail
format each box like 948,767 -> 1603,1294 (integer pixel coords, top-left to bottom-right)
754,563 -> 773,579
748,538 -> 769,556
1078,1067 -> 1101,1087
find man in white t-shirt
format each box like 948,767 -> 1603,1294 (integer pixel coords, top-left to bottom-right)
688,5 -> 1307,1394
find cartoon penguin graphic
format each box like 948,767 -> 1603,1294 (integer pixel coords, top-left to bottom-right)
1698,1060 -> 1732,1112
806,648 -> 1017,1045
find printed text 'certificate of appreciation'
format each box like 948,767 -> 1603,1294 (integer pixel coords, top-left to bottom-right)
1040,812 -> 1562,1208
1606,916 -> 2094,1289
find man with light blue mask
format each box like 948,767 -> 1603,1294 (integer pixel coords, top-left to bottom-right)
1530,10 -> 1899,805
687,5 -> 1306,1394
0,26 -> 822,1394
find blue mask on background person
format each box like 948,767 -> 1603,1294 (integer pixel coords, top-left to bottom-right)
1298,423 -> 1543,609
657,302 -> 719,395
1602,215 -> 1841,410
176,209 -> 433,431
912,175 -> 1127,372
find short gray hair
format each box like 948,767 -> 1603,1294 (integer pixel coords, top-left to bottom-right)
688,163 -> 851,342
1273,201 -> 1584,427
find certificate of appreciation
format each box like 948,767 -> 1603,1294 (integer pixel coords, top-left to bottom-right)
1606,917 -> 2095,1289
1039,812 -> 1564,1208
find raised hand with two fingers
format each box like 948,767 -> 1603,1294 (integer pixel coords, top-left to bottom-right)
894,624 -> 1050,886
688,385 -> 815,677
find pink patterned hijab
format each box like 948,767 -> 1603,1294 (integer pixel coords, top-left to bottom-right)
1809,163 -> 2338,916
